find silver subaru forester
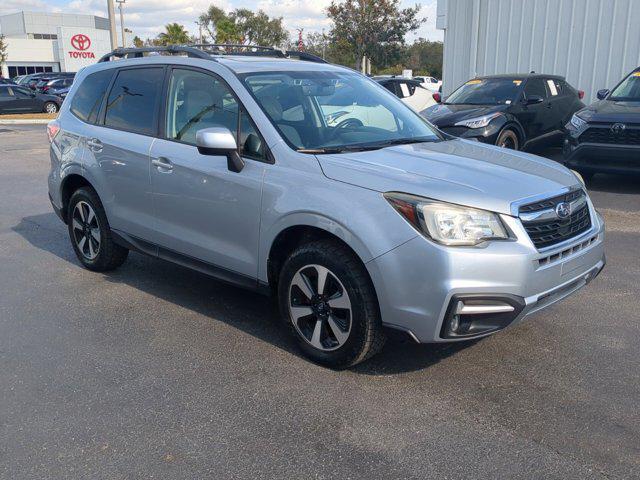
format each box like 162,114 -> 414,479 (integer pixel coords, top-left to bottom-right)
47,46 -> 605,368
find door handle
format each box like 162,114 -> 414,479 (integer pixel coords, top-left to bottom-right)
545,103 -> 553,109
87,138 -> 103,152
152,157 -> 173,171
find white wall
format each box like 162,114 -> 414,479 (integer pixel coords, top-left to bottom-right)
438,0 -> 640,104
4,38 -> 57,63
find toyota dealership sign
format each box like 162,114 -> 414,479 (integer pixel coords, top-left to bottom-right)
57,27 -> 111,71
68,34 -> 96,59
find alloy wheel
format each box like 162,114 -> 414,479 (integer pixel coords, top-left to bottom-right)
71,201 -> 101,260
288,264 -> 352,352
45,103 -> 58,114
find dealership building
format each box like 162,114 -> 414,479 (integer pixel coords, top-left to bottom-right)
437,0 -> 640,103
0,11 -> 117,78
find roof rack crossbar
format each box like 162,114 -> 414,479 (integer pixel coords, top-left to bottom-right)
98,45 -> 214,63
191,44 -> 328,64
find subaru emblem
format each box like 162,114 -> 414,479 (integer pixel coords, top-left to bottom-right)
555,202 -> 571,219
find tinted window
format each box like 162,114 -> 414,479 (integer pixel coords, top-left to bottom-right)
524,78 -> 548,99
446,78 -> 523,105
165,68 -> 238,144
0,87 -> 11,97
70,69 -> 114,124
104,68 -> 163,135
13,87 -> 32,98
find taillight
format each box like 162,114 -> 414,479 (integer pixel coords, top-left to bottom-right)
47,120 -> 61,143
578,90 -> 585,100
43,86 -> 49,92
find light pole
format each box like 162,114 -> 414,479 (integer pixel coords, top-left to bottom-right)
106,0 -> 118,50
116,0 -> 126,47
194,20 -> 203,44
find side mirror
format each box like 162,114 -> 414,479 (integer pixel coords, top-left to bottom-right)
432,92 -> 441,103
196,126 -> 244,173
525,95 -> 544,105
596,89 -> 609,100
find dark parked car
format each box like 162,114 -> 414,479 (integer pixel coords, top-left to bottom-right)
564,67 -> 640,179
26,72 -> 75,90
422,74 -> 585,151
1,77 -> 17,85
36,76 -> 75,94
0,84 -> 62,114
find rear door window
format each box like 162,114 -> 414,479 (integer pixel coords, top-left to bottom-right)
70,69 -> 114,124
104,67 -> 164,136
524,78 -> 548,99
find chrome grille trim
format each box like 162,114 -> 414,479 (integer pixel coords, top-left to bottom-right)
518,189 -> 593,250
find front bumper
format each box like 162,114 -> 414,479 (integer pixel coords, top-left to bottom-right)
563,139 -> 640,174
366,206 -> 606,343
439,124 -> 500,144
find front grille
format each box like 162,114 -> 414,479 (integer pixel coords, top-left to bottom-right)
519,190 -> 592,249
578,126 -> 640,145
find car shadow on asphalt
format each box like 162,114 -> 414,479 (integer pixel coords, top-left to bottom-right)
13,212 -> 478,375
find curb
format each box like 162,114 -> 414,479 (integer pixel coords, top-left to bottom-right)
0,119 -> 51,125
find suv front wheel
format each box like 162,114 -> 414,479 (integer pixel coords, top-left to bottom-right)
67,187 -> 129,271
278,239 -> 385,369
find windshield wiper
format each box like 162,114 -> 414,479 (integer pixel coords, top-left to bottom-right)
297,138 -> 436,154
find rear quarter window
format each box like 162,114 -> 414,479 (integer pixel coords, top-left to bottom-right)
70,69 -> 114,124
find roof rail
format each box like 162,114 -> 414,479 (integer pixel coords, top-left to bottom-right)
191,44 -> 328,64
98,45 -> 214,63
97,44 -> 329,65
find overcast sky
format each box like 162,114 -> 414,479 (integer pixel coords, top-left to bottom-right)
0,0 -> 443,43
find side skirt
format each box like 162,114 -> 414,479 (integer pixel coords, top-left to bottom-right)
111,229 -> 271,296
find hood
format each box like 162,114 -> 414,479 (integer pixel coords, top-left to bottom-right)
421,103 -> 509,127
579,100 -> 640,124
316,139 -> 579,216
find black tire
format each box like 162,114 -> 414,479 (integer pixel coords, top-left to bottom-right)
496,128 -> 519,150
278,239 -> 385,369
43,101 -> 58,114
67,187 -> 128,271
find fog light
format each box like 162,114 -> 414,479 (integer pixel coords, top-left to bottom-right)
449,314 -> 460,333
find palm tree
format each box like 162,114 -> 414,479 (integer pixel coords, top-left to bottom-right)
157,23 -> 190,46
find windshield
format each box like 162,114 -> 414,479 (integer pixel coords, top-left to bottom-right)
446,78 -> 523,105
610,71 -> 640,101
241,70 -> 441,152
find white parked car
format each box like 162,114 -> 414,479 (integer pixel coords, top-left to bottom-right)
414,76 -> 442,91
374,77 -> 436,112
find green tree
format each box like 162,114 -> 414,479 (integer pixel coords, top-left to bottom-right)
156,23 -> 191,46
406,38 -> 443,78
199,5 -> 288,47
327,0 -> 425,70
199,5 -> 227,42
132,35 -> 144,48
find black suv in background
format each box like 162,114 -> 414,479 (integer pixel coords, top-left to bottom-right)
564,67 -> 640,179
421,74 -> 585,151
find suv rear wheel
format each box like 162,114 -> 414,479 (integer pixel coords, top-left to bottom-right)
278,239 -> 385,369
67,187 -> 128,271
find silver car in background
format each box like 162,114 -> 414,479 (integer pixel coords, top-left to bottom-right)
47,46 -> 605,368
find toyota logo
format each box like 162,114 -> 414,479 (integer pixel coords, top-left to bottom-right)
71,34 -> 91,51
611,123 -> 626,136
555,202 -> 571,219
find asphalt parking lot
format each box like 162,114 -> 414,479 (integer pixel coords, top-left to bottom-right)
1,125 -> 639,479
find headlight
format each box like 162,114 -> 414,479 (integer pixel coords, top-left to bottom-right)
454,112 -> 502,129
570,113 -> 587,130
384,193 -> 509,246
